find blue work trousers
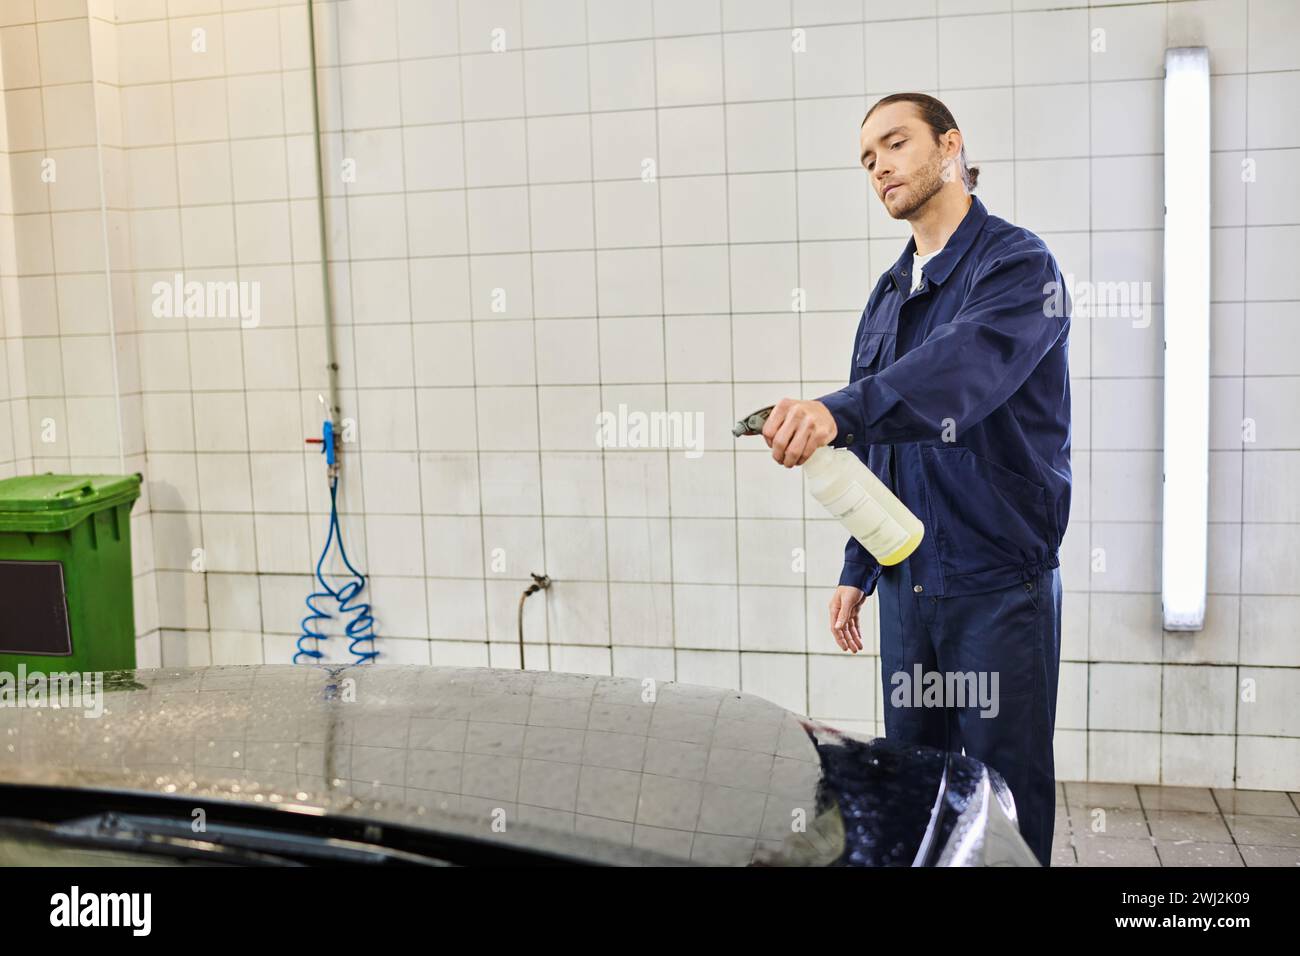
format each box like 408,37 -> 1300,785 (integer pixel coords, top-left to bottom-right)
876,556 -> 1063,866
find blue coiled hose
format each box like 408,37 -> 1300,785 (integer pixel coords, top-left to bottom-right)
296,420 -> 377,664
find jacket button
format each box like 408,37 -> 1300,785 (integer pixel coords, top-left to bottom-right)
913,585 -> 923,593
844,433 -> 854,445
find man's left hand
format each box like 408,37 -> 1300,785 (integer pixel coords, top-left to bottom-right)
761,398 -> 838,467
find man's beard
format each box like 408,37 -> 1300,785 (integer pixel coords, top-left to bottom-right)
886,154 -> 946,219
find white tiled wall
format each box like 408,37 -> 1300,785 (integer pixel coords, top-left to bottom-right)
108,0 -> 331,668
0,0 -> 1296,792
0,0 -> 156,633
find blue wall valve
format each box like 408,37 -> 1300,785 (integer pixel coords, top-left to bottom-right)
305,419 -> 337,475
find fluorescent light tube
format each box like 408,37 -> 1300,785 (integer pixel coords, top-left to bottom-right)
1161,47 -> 1211,631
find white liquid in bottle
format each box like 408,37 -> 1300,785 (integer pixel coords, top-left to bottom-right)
803,445 -> 924,566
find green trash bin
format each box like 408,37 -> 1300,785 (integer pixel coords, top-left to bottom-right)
0,473 -> 142,676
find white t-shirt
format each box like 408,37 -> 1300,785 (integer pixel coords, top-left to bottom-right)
911,246 -> 943,293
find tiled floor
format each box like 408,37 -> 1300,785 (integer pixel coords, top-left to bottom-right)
1051,783 -> 1300,867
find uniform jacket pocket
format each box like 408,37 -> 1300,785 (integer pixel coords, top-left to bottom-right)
855,330 -> 888,371
920,444 -> 1052,573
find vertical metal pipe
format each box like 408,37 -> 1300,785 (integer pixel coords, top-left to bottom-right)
304,0 -> 342,427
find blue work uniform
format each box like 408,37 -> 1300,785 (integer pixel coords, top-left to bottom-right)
818,192 -> 1071,867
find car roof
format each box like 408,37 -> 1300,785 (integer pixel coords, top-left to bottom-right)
0,664 -> 843,865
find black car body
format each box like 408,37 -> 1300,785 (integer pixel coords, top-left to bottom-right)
0,665 -> 1038,866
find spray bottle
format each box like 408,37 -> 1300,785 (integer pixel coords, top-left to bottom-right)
733,405 -> 924,566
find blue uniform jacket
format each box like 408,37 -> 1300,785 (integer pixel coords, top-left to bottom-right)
818,193 -> 1072,598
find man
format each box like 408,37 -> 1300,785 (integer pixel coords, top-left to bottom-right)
761,93 -> 1071,867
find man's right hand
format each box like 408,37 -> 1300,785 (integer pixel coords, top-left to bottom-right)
829,585 -> 865,653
